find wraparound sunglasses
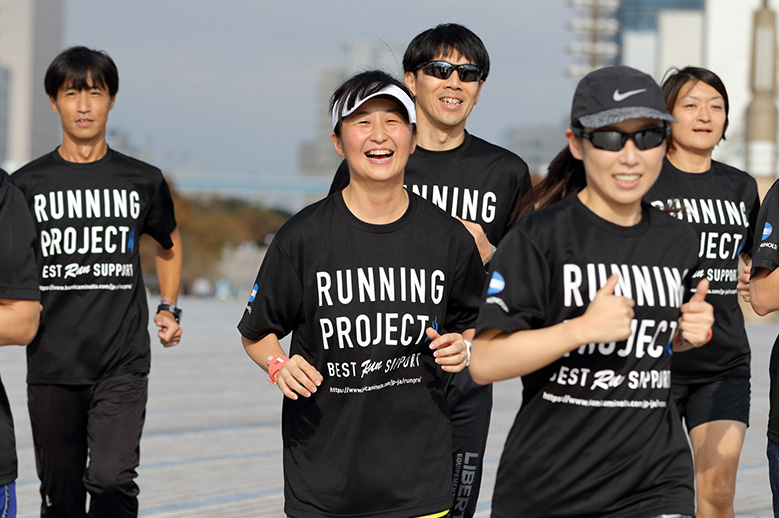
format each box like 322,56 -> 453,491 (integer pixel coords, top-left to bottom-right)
571,125 -> 670,151
417,61 -> 484,83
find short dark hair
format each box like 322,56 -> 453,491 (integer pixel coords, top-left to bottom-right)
329,70 -> 415,138
44,46 -> 119,98
403,24 -> 490,81
662,66 -> 729,149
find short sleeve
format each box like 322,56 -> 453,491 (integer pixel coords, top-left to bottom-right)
742,185 -> 761,259
502,160 -> 533,239
475,225 -> 550,336
142,173 -> 177,249
0,176 -> 40,301
443,242 -> 485,334
752,179 -> 779,274
237,238 -> 303,341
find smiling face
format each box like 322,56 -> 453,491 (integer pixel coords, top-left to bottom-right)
331,97 -> 416,186
404,50 -> 482,135
569,118 -> 666,225
669,80 -> 726,156
49,73 -> 115,147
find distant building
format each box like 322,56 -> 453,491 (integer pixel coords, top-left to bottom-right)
616,0 -> 705,78
705,0 -> 774,173
298,67 -> 345,178
614,0 -> 778,173
617,0 -> 705,31
0,0 -> 64,171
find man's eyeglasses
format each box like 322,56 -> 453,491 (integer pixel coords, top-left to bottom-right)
572,126 -> 669,152
417,61 -> 484,83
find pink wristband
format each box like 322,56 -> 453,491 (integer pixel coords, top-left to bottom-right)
674,328 -> 713,348
267,355 -> 290,383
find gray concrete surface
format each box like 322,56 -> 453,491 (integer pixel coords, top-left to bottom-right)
0,296 -> 773,516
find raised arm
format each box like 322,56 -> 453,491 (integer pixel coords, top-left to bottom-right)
470,274 -> 634,384
671,279 -> 714,352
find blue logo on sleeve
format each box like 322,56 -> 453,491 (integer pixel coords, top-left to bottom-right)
249,283 -> 258,303
487,271 -> 505,295
763,223 -> 773,241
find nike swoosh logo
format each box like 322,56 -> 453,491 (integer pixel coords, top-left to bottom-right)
613,88 -> 647,101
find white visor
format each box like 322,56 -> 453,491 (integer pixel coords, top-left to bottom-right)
332,84 -> 416,130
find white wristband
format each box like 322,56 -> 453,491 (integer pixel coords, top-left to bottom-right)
464,339 -> 472,367
483,244 -> 498,266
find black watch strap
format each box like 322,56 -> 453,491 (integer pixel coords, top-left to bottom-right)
156,303 -> 182,323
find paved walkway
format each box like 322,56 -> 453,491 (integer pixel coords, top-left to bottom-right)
0,296 -> 774,517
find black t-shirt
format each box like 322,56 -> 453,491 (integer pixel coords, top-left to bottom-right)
750,178 -> 779,443
12,148 -> 177,384
0,170 -> 40,485
238,192 -> 485,518
646,158 -> 759,382
329,132 -> 532,245
475,195 -> 696,518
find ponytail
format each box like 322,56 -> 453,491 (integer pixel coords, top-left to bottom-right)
511,146 -> 586,223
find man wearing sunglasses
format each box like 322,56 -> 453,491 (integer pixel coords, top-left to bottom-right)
330,23 -> 532,518
400,24 -> 531,268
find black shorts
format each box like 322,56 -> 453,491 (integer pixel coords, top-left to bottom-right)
671,377 -> 750,431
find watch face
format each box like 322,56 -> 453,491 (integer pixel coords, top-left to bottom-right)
157,304 -> 181,322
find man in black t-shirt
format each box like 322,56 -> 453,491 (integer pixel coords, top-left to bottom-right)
331,24 -> 532,518
0,169 -> 40,518
12,47 -> 182,518
330,26 -> 531,259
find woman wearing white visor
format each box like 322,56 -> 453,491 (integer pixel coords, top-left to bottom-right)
238,70 -> 485,518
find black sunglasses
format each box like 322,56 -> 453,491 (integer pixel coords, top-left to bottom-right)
417,61 -> 484,83
572,125 -> 669,152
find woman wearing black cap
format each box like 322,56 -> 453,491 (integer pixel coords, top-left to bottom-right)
646,66 -> 758,518
470,66 -> 714,517
237,70 -> 486,518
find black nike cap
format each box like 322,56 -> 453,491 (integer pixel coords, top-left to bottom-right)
570,66 -> 677,129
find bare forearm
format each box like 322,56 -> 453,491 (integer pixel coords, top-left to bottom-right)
750,268 -> 779,316
0,299 -> 40,346
457,218 -> 494,263
471,274 -> 636,384
156,228 -> 182,304
241,334 -> 287,374
470,320 -> 587,385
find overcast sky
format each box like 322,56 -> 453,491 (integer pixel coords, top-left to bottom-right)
64,1 -> 577,176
